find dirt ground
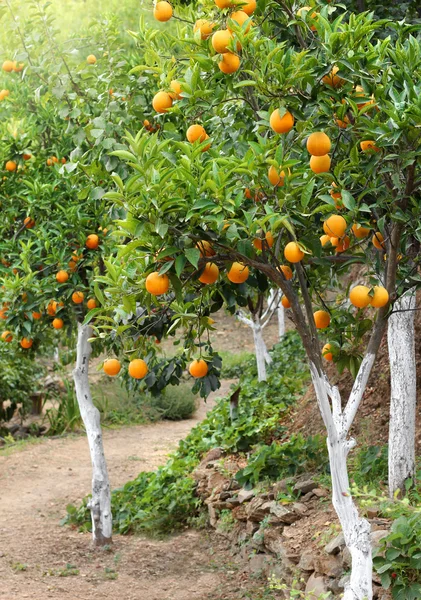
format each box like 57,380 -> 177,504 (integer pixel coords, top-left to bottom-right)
0,379 -> 266,600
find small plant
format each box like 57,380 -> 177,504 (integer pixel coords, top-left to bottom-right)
269,575 -> 332,598
45,380 -> 81,434
11,562 -> 28,572
217,509 -> 236,533
351,444 -> 388,487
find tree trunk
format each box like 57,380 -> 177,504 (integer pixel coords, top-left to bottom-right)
277,300 -> 285,340
251,314 -> 270,381
73,323 -> 112,546
387,289 -> 417,497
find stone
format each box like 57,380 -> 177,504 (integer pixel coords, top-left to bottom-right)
231,505 -> 247,522
272,477 -> 295,495
207,503 -> 218,528
342,546 -> 351,569
219,491 -> 232,500
301,491 -> 316,502
371,529 -> 389,550
248,553 -> 269,576
366,506 -> 380,519
269,502 -> 302,524
246,520 -> 260,536
338,574 -> 350,590
202,447 -> 223,463
327,578 -> 344,594
292,502 -> 308,515
294,478 -> 318,495
314,555 -> 344,578
324,532 -> 345,555
226,497 -> 240,508
305,573 -> 329,598
238,489 -> 255,504
298,551 -> 315,571
263,527 -> 287,558
312,487 -> 329,498
246,497 -> 273,522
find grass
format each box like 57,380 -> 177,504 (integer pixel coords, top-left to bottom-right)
219,350 -> 255,378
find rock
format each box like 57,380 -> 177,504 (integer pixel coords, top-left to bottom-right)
328,578 -> 344,594
248,553 -> 269,575
269,502 -> 302,524
202,447 -> 223,464
247,520 -> 260,536
312,487 -> 329,498
219,491 -> 232,500
338,574 -> 350,590
272,477 -> 296,496
238,489 -> 255,504
294,478 -> 318,495
226,497 -> 240,508
292,502 -> 308,515
298,551 -> 315,571
366,506 -> 380,519
305,573 -> 329,597
324,532 -> 345,555
232,505 -> 247,522
207,503 -> 218,528
371,529 -> 389,550
246,498 -> 277,522
301,491 -> 316,502
342,546 -> 351,569
314,555 -> 344,578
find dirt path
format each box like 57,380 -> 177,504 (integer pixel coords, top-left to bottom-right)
0,380 -> 257,600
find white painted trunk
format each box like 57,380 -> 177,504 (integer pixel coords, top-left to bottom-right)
277,302 -> 285,340
387,290 -> 416,497
251,315 -> 270,381
73,323 -> 112,546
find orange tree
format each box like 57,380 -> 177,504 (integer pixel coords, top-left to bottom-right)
92,2 -> 421,595
0,0 -> 160,545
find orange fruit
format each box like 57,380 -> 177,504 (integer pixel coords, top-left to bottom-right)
320,234 -> 331,247
218,53 -> 240,74
212,29 -> 233,54
215,0 -> 232,8
32,311 -> 42,320
72,291 -> 85,304
278,265 -> 293,280
354,85 -> 376,110
335,116 -> 349,129
152,91 -> 173,113
103,359 -> 121,376
237,0 -> 256,15
199,262 -> 219,284
297,6 -> 318,30
1,331 -> 13,343
52,318 -> 64,329
145,271 -> 170,295
253,231 -> 274,251
228,10 -> 252,32
56,270 -> 69,283
194,19 -> 216,39
13,62 -> 24,72
5,160 -> 17,172
372,232 -> 385,251
86,234 -> 99,249
46,158 -> 53,166
323,215 -> 347,238
187,124 -> 206,143
20,338 -> 33,349
370,286 -> 389,308
349,285 -> 371,308
360,140 -> 380,153
153,1 -> 173,21
87,298 -> 97,310
196,240 -> 215,257
0,89 -> 10,101
61,157 -> 67,164
313,310 -> 330,329
86,55 -> 97,64
169,80 -> 182,100
201,134 -> 211,152
322,343 -> 333,361
129,359 -> 149,379
335,235 -> 350,253
307,132 -> 331,156
227,262 -> 249,283
281,295 -> 291,308
310,154 -> 331,174
22,153 -> 32,160
269,109 -> 294,134
284,241 -> 304,263
2,60 -> 14,72
144,119 -> 151,129
47,301 -> 58,316
322,65 -> 344,88
24,216 -> 35,229
268,165 -> 287,187
330,182 -> 341,200
68,260 -> 78,272
352,223 -> 370,239
189,359 -> 208,378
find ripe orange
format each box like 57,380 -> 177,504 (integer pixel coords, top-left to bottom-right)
227,262 -> 249,283
323,215 -> 347,238
103,359 -> 121,376
360,140 -> 380,153
153,1 -> 173,21
281,295 -> 291,308
284,241 -> 304,263
87,298 -> 97,310
196,240 -> 215,257
322,65 -> 344,89
86,234 -> 99,249
310,154 -> 331,174
187,124 -> 206,143
370,286 -> 389,308
352,223 -> 370,239
199,263 -> 219,284
152,91 -> 173,113
372,232 -> 385,251
237,0 -> 256,15
253,231 -> 274,251
228,10 -> 252,32
1,331 -> 13,343
169,80 -> 182,100
2,60 -> 14,72
335,235 -> 350,253
129,359 -> 149,379
86,55 -> 97,64
215,0 -> 232,8
320,234 -> 331,247
269,109 -> 294,134
201,134 -> 211,152
212,29 -> 233,54
68,260 -> 78,272
330,182 -> 341,200
297,6 -> 318,30
335,115 -> 349,129
313,310 -> 330,329
349,285 -> 371,308
189,359 -> 208,378
0,89 -> 10,101
5,160 -> 17,172
23,153 -> 32,160
52,318 -> 64,329
354,85 -> 376,110
56,270 -> 69,283
72,291 -> 85,304
145,271 -> 170,295
47,301 -> 58,316
13,62 -> 24,72
268,165 -> 287,187
20,338 -> 33,349
194,19 -> 215,39
24,216 -> 35,229
32,311 -> 42,320
307,132 -> 331,156
278,265 -> 293,280
322,343 -> 333,361
218,53 -> 240,74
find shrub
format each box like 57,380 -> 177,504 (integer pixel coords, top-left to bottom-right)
144,385 -> 197,421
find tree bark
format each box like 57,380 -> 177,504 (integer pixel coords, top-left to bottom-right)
387,289 -> 417,497
251,313 -> 270,381
73,323 -> 112,546
277,300 -> 285,340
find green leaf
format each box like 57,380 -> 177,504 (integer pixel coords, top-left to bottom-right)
184,248 -> 200,269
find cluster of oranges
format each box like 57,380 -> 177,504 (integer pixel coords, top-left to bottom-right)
103,356 -> 209,380
46,156 -> 66,166
143,119 -> 161,134
1,330 -> 33,349
2,60 -> 24,73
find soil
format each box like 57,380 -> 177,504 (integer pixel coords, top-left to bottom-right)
0,379 -> 264,600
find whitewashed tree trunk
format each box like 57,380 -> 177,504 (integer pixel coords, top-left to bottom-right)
73,323 -> 112,546
387,289 -> 416,497
269,289 -> 285,339
252,314 -> 269,382
310,364 -> 373,600
277,301 -> 285,340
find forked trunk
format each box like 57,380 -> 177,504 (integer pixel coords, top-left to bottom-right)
73,323 -> 112,546
251,314 -> 271,382
387,290 -> 416,497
